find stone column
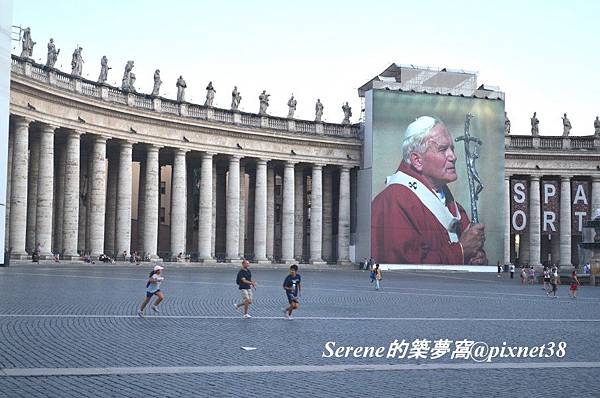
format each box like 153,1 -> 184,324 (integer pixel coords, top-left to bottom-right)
239,165 -> 246,258
35,124 -> 56,257
310,164 -> 325,264
9,117 -> 31,257
198,152 -> 215,261
592,176 -> 600,217
88,136 -> 107,257
5,131 -> 13,250
170,148 -> 187,259
53,144 -> 66,253
115,141 -> 133,258
322,167 -> 333,262
104,151 -> 118,256
281,161 -> 295,263
254,159 -> 269,263
559,175 -> 572,267
185,162 -> 195,253
62,131 -> 81,258
504,175 -> 511,265
143,145 -> 160,260
77,147 -> 88,254
211,161 -> 217,258
25,132 -> 39,253
294,167 -> 304,261
226,155 -> 241,262
528,176 -> 541,266
338,166 -> 351,265
266,165 -> 275,260
137,159 -> 146,253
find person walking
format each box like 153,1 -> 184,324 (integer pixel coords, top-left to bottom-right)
520,267 -> 527,285
569,271 -> 580,299
528,266 -> 536,285
548,267 -> 558,299
542,267 -> 550,291
497,261 -> 502,277
509,263 -> 515,279
234,259 -> 256,319
374,263 -> 383,290
283,264 -> 301,320
137,265 -> 165,317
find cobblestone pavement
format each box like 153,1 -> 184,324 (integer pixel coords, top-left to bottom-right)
0,264 -> 599,397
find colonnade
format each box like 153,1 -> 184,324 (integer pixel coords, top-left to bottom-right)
5,116 -> 353,264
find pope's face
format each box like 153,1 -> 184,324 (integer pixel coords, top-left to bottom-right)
418,123 -> 457,188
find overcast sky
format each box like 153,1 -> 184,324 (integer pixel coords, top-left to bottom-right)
11,0 -> 600,135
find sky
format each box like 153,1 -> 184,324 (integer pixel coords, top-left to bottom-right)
10,0 -> 600,135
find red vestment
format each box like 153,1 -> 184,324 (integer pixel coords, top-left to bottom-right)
371,162 -> 471,264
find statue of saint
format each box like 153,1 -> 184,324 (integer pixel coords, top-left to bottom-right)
259,90 -> 270,115
71,47 -> 84,77
129,73 -> 137,93
231,86 -> 242,111
151,69 -> 162,96
46,38 -> 59,68
287,95 -> 297,119
504,111 -> 511,134
20,27 -> 35,58
98,56 -> 110,84
176,76 -> 187,102
121,60 -> 135,91
530,112 -> 539,136
562,113 -> 572,136
594,116 -> 600,136
205,81 -> 216,107
342,102 -> 352,125
315,99 -> 324,122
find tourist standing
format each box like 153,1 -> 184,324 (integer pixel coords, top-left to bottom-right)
283,264 -> 301,320
138,265 -> 165,317
548,267 -> 558,298
520,267 -> 527,285
497,261 -> 502,277
234,260 -> 256,319
528,266 -> 536,285
509,264 -> 515,279
374,264 -> 382,290
569,271 -> 580,299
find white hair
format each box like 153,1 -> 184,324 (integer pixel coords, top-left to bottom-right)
401,116 -> 443,163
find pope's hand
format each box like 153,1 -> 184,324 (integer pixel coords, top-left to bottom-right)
460,223 -> 485,261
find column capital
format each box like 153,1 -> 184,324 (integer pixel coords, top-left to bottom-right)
560,175 -> 572,182
229,154 -> 242,161
592,175 -> 600,183
256,158 -> 269,166
530,175 -> 541,182
145,144 -> 161,153
284,160 -> 297,168
66,129 -> 83,138
312,163 -> 325,169
13,115 -> 33,128
119,140 -> 134,148
202,151 -> 217,159
340,165 -> 352,172
40,123 -> 59,134
174,147 -> 189,155
92,135 -> 108,144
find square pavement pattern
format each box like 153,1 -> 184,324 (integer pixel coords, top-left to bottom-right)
0,264 -> 599,397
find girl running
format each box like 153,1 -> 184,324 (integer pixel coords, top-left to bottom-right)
138,265 -> 165,317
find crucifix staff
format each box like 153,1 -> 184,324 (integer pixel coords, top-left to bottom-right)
455,113 -> 484,224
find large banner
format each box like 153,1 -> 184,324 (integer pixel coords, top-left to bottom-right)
510,179 -> 528,234
370,91 -> 505,265
572,180 -> 591,235
542,180 -> 559,235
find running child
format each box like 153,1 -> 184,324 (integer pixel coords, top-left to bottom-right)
283,264 -> 301,320
138,265 -> 165,317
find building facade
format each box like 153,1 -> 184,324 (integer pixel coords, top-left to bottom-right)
6,56 -> 600,266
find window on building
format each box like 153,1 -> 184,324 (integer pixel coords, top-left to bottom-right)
159,207 -> 166,223
160,181 -> 166,195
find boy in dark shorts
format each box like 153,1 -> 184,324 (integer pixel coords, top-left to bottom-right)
283,264 -> 301,320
